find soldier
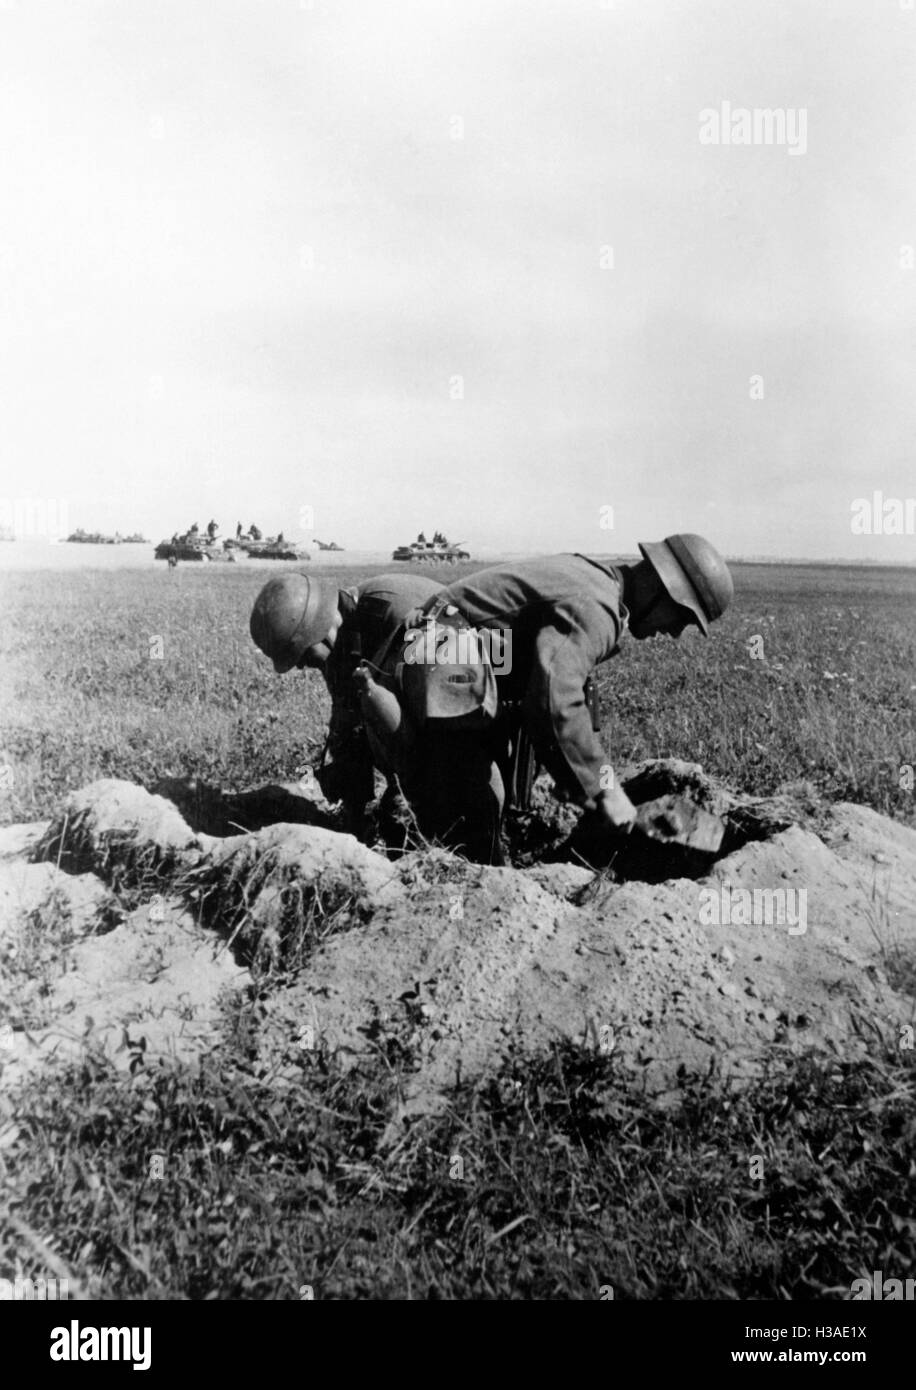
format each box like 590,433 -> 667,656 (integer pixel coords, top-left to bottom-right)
249,570 -> 444,837
385,534 -> 734,863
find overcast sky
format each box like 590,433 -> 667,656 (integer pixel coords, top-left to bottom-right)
1,0 -> 915,559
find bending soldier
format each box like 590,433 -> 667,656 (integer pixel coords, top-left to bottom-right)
249,571 -> 444,836
389,534 -> 734,863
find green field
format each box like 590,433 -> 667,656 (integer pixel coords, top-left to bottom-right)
2,559 -> 915,827
2,559 -> 915,1300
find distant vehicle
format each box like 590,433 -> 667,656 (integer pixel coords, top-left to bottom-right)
158,522 -> 311,563
66,529 -> 123,545
155,535 -> 227,563
122,533 -> 150,544
156,523 -> 229,563
313,539 -> 344,551
240,538 -> 310,561
224,526 -> 310,561
392,531 -> 469,562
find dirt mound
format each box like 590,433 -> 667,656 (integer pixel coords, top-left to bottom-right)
259,812 -> 915,1115
35,780 -> 202,883
0,858 -> 112,946
188,821 -> 404,969
3,767 -> 914,1119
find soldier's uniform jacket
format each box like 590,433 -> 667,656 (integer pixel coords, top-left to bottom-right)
320,573 -> 444,815
425,555 -> 629,811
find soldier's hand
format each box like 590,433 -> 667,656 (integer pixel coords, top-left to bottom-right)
591,785 -> 638,834
559,787 -> 638,869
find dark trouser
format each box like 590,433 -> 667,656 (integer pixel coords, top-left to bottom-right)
400,728 -> 505,865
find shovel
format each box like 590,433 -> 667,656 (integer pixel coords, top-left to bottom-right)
633,794 -> 725,856
561,793 -> 726,878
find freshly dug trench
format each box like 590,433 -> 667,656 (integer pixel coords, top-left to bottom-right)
150,777 -> 338,837
6,765 -> 913,1122
552,793 -> 728,882
538,761 -> 796,885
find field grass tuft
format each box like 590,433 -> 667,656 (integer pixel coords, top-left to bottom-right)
3,1038 -> 914,1300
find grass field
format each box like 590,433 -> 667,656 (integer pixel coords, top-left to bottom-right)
7,1041 -> 915,1301
2,559 -> 915,827
1,558 -> 915,1300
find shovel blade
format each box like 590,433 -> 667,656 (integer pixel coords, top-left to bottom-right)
634,794 -> 725,856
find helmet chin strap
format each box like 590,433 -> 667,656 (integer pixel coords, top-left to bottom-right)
299,610 -> 344,669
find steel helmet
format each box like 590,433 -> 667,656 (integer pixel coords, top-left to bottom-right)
637,534 -> 733,635
249,573 -> 340,673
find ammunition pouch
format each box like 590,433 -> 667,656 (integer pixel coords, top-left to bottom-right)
395,614 -> 498,732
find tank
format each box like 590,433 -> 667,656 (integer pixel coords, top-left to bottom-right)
155,529 -> 228,562
159,525 -> 310,562
239,538 -> 310,561
220,529 -> 310,561
392,533 -> 469,563
155,537 -> 226,562
66,529 -> 123,545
